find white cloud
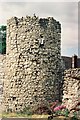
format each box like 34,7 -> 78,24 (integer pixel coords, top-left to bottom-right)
61,23 -> 78,46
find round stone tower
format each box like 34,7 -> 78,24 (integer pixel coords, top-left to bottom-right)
3,15 -> 63,112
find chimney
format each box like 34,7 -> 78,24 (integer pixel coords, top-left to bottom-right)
72,54 -> 77,68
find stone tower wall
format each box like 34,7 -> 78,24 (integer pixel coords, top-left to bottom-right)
3,16 -> 63,112
0,55 -> 6,86
0,54 -> 6,113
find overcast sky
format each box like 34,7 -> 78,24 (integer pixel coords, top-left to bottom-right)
0,1 -> 78,57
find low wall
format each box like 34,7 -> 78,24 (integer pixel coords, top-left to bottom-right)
63,68 -> 80,110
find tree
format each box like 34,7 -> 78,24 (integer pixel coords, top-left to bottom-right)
0,25 -> 6,54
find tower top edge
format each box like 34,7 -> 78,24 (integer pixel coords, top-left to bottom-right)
7,15 -> 61,26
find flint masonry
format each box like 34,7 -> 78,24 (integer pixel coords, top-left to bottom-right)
2,15 -> 64,112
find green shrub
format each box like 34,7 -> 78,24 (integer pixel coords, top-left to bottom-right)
19,107 -> 33,116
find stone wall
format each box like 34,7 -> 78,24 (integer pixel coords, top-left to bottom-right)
63,68 -> 80,110
0,54 -> 6,113
3,16 -> 64,112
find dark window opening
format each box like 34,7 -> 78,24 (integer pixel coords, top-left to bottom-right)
39,37 -> 44,47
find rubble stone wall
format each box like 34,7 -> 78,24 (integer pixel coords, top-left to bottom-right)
3,16 -> 63,112
0,54 -> 6,112
63,68 -> 80,110
0,55 -> 6,85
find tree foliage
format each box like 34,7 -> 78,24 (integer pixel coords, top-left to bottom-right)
0,25 -> 6,54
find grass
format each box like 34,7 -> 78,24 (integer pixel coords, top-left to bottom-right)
1,113 -> 50,118
1,112 -> 80,120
